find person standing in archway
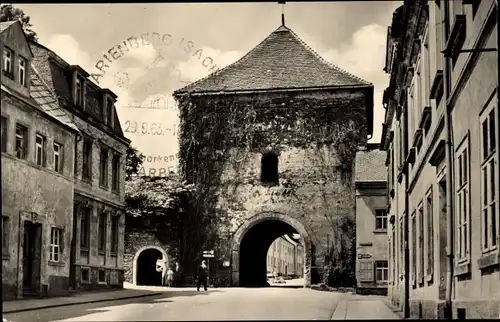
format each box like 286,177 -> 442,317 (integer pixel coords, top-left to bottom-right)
197,260 -> 208,291
166,266 -> 174,287
156,256 -> 167,286
174,262 -> 183,286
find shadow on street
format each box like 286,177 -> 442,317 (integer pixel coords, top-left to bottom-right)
5,289 -> 221,322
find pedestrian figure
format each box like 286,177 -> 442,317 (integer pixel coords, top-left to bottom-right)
156,256 -> 167,286
174,262 -> 183,287
197,260 -> 208,291
166,267 -> 174,287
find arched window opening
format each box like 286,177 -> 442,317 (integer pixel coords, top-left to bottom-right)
261,153 -> 279,184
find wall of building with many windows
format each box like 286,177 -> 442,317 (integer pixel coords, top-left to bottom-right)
1,20 -> 80,299
381,0 -> 499,319
267,235 -> 304,278
354,145 -> 388,295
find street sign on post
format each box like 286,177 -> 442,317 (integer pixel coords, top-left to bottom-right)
202,250 -> 215,258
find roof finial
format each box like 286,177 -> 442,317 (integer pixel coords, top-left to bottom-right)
278,1 -> 286,26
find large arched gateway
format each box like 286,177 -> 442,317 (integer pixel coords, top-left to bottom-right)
133,246 -> 169,286
231,212 -> 312,287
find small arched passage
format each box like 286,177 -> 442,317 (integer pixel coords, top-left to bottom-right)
231,212 -> 312,287
133,246 -> 169,286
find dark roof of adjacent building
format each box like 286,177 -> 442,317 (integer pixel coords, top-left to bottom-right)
174,25 -> 371,95
29,41 -> 130,143
29,66 -> 80,132
0,21 -> 17,32
355,145 -> 387,183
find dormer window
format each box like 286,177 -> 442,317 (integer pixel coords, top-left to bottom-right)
261,153 -> 279,184
75,76 -> 84,107
101,91 -> 116,128
18,57 -> 27,87
106,99 -> 114,127
2,47 -> 13,78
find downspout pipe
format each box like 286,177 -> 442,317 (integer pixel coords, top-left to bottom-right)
443,0 -> 454,319
403,102 -> 410,319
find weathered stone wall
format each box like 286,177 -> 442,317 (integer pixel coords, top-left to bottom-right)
123,230 -> 179,284
177,87 -> 371,285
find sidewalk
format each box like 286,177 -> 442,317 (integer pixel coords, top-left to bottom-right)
331,294 -> 402,320
2,288 -> 163,314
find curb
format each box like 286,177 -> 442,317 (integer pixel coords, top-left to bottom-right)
381,298 -> 404,319
3,292 -> 163,314
329,293 -> 350,320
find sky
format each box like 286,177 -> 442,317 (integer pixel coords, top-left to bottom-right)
18,2 -> 402,174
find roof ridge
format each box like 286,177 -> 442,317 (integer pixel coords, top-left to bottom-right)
287,28 -> 371,86
175,28 -> 279,94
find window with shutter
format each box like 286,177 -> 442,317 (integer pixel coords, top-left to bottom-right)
358,261 -> 374,282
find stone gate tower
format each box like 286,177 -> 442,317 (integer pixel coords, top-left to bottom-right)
173,24 -> 374,287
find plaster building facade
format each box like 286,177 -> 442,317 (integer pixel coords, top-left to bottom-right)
267,234 -> 304,278
354,143 -> 389,295
1,21 -> 80,299
28,39 -> 131,292
173,21 -> 374,287
381,0 -> 498,319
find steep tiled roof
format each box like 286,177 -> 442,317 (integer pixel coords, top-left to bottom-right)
0,21 -> 17,33
29,66 -> 80,133
29,41 -> 127,140
174,25 -> 371,95
355,148 -> 387,182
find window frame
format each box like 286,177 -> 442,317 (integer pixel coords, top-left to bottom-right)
98,211 -> 107,254
106,98 -> 114,127
110,214 -> 119,254
358,260 -> 375,282
480,101 -> 498,253
18,56 -> 27,87
414,58 -> 422,138
375,260 -> 389,282
82,138 -> 93,180
53,141 -> 63,173
421,24 -> 431,108
408,80 -> 416,140
81,267 -> 91,283
1,115 -> 8,153
399,216 -> 404,278
111,152 -> 121,192
99,146 -> 109,188
418,202 -> 425,282
35,133 -> 47,167
98,269 -> 107,284
49,227 -> 63,263
2,47 -> 14,77
75,76 -> 84,107
2,216 -> 9,258
398,121 -> 404,169
455,134 -> 471,263
426,187 -> 434,277
411,210 -> 417,285
15,123 -> 28,160
375,209 -> 388,231
80,206 -> 91,250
